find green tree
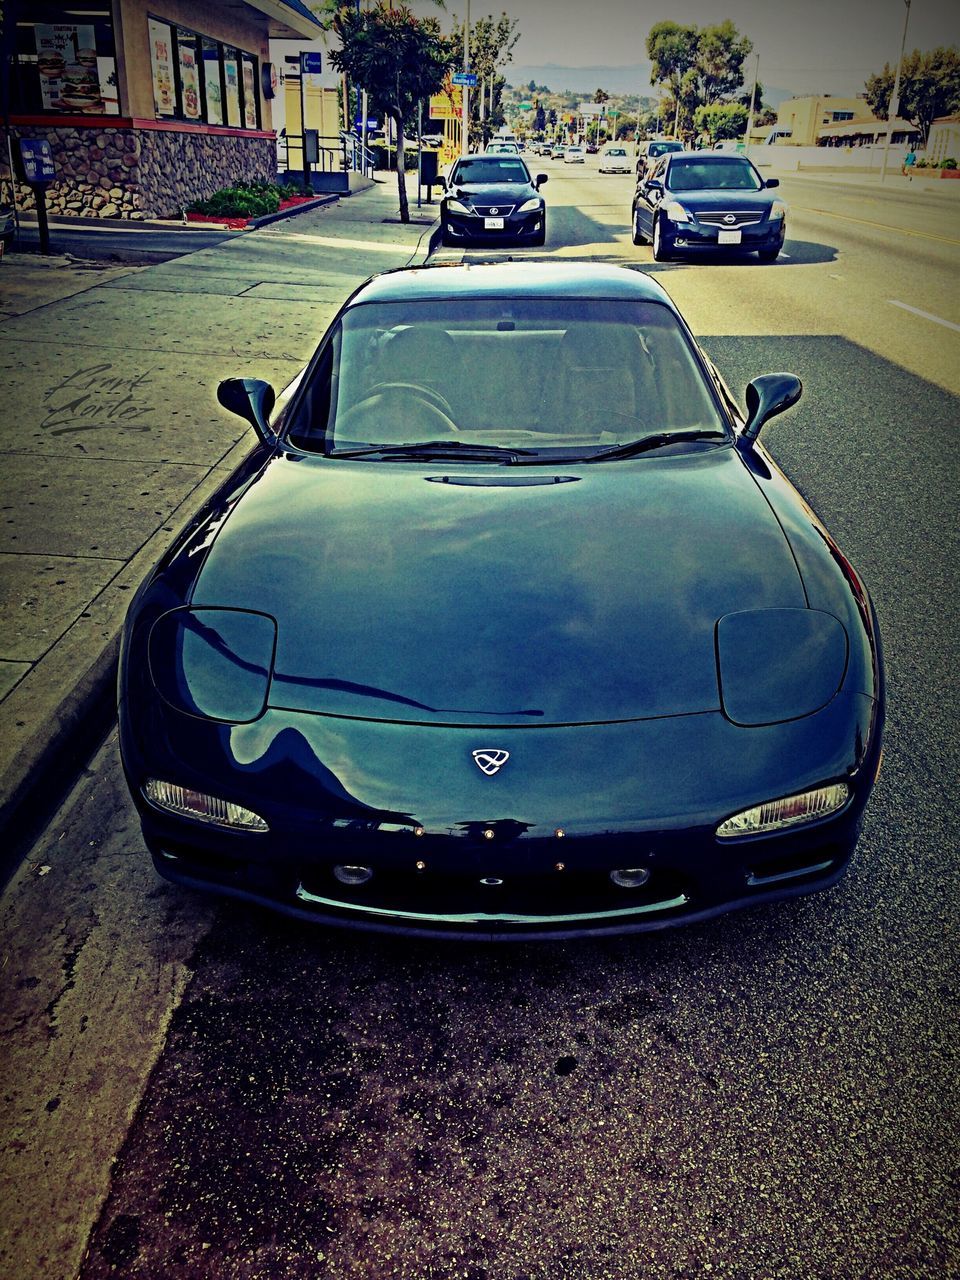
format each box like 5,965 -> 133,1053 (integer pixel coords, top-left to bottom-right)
329,3 -> 457,222
647,19 -> 752,139
695,101 -> 748,142
864,46 -> 960,145
468,12 -> 520,146
647,21 -> 699,134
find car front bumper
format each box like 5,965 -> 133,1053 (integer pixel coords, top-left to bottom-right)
665,217 -> 786,254
442,209 -> 544,242
121,691 -> 881,941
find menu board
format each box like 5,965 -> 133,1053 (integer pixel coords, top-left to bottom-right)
242,58 -> 257,129
224,53 -> 241,127
202,46 -> 223,125
177,34 -> 201,120
148,19 -> 175,116
36,23 -> 104,114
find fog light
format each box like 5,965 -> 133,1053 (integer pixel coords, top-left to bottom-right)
610,867 -> 652,889
144,779 -> 268,831
333,864 -> 374,886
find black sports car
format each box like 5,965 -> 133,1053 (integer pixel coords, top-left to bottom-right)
119,263 -> 883,941
440,153 -> 547,247
632,152 -> 787,262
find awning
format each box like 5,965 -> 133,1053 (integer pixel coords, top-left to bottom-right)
244,0 -> 325,39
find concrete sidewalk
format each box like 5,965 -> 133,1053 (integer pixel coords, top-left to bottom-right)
0,179 -> 440,843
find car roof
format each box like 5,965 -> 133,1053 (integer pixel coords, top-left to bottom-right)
345,262 -> 679,309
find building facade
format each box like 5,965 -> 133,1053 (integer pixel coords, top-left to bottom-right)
1,0 -> 322,220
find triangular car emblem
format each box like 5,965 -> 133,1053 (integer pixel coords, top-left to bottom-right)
472,749 -> 510,776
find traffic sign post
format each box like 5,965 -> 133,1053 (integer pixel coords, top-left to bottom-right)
16,139 -> 55,256
451,72 -> 477,87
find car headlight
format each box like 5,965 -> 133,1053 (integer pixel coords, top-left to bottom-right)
662,200 -> 691,223
144,779 -> 269,831
445,199 -> 473,216
516,197 -> 543,214
716,782 -> 850,839
769,200 -> 786,220
148,607 -> 276,723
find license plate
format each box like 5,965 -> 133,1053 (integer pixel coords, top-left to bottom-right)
484,217 -> 504,230
718,228 -> 742,244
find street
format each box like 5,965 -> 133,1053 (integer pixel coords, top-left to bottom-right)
2,165 -> 959,1280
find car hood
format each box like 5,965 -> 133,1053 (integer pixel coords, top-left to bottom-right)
191,448 -> 805,727
669,188 -> 776,212
449,182 -> 535,204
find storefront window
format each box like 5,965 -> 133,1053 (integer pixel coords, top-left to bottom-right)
148,19 -> 259,129
8,3 -> 118,116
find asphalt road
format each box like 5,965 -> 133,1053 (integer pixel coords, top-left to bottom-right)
4,165 -> 959,1280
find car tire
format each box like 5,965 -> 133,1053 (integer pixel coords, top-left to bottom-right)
631,207 -> 647,246
757,244 -> 781,262
652,215 -> 671,261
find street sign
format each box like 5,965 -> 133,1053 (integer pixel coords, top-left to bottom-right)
451,72 -> 477,87
18,138 -> 55,185
300,51 -> 322,75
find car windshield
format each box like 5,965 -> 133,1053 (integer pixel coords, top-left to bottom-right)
284,297 -> 729,459
667,158 -> 763,191
450,158 -> 528,184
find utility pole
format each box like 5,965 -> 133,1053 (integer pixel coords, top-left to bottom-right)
880,0 -> 912,182
744,52 -> 759,155
461,0 -> 470,158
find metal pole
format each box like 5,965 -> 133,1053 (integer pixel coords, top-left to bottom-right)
460,0 -> 470,158
299,69 -> 308,185
880,0 -> 911,182
744,52 -> 759,155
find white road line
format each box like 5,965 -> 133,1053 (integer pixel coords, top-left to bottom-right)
888,300 -> 960,333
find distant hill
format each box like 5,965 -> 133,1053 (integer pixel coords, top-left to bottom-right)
506,63 -> 792,107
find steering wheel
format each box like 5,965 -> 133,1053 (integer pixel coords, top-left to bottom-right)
365,381 -> 455,419
336,381 -> 459,435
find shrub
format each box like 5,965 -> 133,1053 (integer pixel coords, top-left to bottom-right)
186,183 -> 280,217
941,157 -> 957,170
915,157 -> 928,167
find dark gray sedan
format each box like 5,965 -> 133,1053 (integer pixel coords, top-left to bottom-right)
440,153 -> 548,248
632,152 -> 787,262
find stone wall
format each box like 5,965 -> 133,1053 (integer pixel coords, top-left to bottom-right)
0,124 -> 276,220
137,129 -> 276,218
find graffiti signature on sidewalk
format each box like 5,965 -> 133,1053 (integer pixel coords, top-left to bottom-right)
41,363 -> 155,435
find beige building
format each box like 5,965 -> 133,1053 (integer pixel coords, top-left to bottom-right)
1,1 -> 322,220
774,96 -> 878,146
927,115 -> 960,164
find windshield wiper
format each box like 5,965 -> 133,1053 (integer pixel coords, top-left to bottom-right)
330,440 -> 534,461
583,429 -> 727,461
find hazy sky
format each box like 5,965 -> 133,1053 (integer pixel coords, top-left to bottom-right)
436,0 -> 959,98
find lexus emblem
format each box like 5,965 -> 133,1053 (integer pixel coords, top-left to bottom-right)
472,749 -> 510,776
490,207 -> 499,215
723,213 -> 736,224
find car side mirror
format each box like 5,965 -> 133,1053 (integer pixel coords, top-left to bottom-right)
740,373 -> 802,444
536,173 -> 548,186
217,377 -> 277,445
645,180 -> 663,200
764,177 -> 780,188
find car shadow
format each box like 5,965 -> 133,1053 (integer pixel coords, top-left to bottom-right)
632,238 -> 838,269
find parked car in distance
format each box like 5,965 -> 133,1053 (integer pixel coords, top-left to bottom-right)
119,260 -> 883,941
635,138 -> 684,179
599,145 -> 631,173
632,151 -> 786,262
564,144 -> 586,164
551,144 -> 566,159
486,140 -> 520,155
439,152 -> 547,247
